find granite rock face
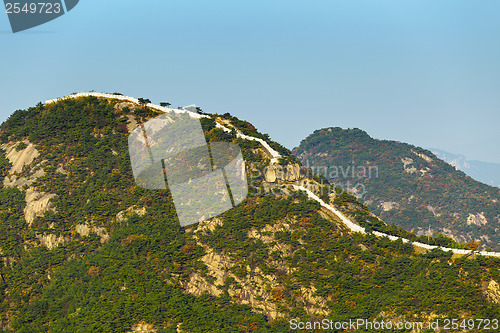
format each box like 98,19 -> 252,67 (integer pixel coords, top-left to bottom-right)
485,280 -> 500,304
1,141 -> 58,226
24,189 -> 57,226
264,163 -> 302,183
2,141 -> 40,175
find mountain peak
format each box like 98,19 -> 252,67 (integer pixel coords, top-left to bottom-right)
294,127 -> 500,251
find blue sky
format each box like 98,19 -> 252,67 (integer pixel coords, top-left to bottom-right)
1,0 -> 499,163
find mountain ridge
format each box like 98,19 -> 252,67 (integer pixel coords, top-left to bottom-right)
44,94 -> 500,257
293,126 -> 500,251
0,94 -> 498,331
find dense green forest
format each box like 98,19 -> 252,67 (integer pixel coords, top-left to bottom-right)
293,127 -> 500,251
0,97 -> 497,332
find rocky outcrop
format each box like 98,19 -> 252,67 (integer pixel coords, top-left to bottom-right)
484,280 -> 500,304
36,234 -> 67,250
412,150 -> 433,163
401,157 -> 417,174
247,223 -> 293,258
297,286 -> 328,316
4,167 -> 46,188
264,163 -> 301,183
113,102 -> 139,132
185,247 -> 230,297
188,222 -> 286,319
2,141 -> 40,175
264,166 -> 277,182
126,115 -> 138,132
467,213 -> 488,226
427,205 -> 441,217
75,223 -> 109,243
24,189 -> 57,226
116,205 -> 147,222
185,272 -> 223,297
189,217 -> 223,234
401,157 -> 432,177
128,322 -> 157,333
185,218 -> 333,320
380,201 -> 399,211
1,141 -> 58,227
2,140 -> 47,190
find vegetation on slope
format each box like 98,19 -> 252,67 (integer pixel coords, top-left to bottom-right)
0,98 -> 496,332
293,127 -> 500,251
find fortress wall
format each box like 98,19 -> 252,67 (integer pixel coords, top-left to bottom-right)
44,93 -> 500,258
294,185 -> 500,258
46,92 -> 282,162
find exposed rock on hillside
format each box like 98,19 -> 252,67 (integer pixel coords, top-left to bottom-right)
116,205 -> 147,222
485,280 -> 500,304
467,213 -> 488,226
1,140 -> 58,226
128,322 -> 157,333
264,163 -> 302,182
24,189 -> 57,226
0,94 -> 498,332
75,223 -> 109,243
3,168 -> 45,188
36,233 -> 67,250
381,202 -> 399,211
2,141 -> 39,174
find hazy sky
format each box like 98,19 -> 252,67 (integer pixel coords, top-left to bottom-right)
1,0 -> 499,162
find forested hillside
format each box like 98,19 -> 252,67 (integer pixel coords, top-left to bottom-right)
293,127 -> 500,251
0,96 -> 497,332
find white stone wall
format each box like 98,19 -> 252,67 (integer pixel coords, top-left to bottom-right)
293,185 -> 500,258
45,92 -> 204,118
46,92 -> 282,162
44,92 -> 500,258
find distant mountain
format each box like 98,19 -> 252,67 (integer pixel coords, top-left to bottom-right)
293,127 -> 500,250
431,148 -> 500,188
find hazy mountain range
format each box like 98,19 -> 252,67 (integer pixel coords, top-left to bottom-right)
431,148 -> 500,188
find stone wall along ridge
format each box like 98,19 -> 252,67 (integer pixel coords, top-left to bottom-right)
44,93 -> 499,258
45,92 -> 282,163
292,185 -> 500,258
